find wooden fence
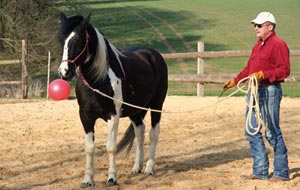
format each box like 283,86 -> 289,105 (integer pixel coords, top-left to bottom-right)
0,40 -> 28,98
1,41 -> 300,97
162,42 -> 300,96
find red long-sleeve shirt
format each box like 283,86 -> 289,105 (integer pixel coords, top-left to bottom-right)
234,32 -> 290,85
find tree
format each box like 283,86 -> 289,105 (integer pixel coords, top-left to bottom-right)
1,1 -> 59,61
0,0 -> 86,64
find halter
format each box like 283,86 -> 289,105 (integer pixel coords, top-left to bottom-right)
61,31 -> 90,65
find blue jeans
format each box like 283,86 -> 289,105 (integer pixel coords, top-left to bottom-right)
244,84 -> 289,180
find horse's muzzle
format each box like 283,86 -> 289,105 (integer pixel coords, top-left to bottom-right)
58,62 -> 75,81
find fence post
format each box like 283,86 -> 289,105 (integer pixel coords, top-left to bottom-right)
197,42 -> 204,96
21,39 -> 28,99
47,51 -> 51,100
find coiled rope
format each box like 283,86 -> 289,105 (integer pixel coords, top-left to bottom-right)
236,76 -> 264,135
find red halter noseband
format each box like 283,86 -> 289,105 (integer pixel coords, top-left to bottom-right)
61,31 -> 90,65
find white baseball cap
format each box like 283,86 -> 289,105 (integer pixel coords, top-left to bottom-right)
251,12 -> 276,24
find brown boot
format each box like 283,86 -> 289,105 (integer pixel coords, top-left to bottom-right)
269,176 -> 289,182
240,175 -> 266,180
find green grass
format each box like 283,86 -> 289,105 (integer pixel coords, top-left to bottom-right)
65,0 -> 300,97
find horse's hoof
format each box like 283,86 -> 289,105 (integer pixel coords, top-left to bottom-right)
131,170 -> 142,175
128,171 -> 140,178
139,172 -> 154,181
80,181 -> 95,188
106,178 -> 118,186
144,171 -> 154,176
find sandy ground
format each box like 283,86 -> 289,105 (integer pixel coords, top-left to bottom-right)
1,96 -> 300,190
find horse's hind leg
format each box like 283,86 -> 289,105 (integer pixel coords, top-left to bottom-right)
145,111 -> 161,175
130,111 -> 147,173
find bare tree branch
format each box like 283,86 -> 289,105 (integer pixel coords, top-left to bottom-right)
0,0 -> 86,65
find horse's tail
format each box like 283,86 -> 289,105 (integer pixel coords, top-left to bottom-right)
117,123 -> 135,156
117,110 -> 148,155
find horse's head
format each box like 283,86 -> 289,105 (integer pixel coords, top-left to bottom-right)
58,12 -> 91,81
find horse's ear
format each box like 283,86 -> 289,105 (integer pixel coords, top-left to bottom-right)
60,12 -> 67,23
81,13 -> 92,28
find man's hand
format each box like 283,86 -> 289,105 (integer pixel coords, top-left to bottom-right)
249,71 -> 264,81
222,80 -> 236,91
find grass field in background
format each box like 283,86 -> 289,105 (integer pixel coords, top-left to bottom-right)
1,0 -> 299,98
71,0 -> 300,97
55,0 -> 300,97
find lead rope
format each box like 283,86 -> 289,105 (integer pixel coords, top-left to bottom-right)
237,76 -> 264,135
76,69 -> 264,128
76,68 -> 165,113
82,82 -> 227,114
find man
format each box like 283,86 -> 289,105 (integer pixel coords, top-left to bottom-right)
223,12 -> 290,181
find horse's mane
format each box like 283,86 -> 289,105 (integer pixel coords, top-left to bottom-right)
93,28 -> 125,81
92,28 -> 108,80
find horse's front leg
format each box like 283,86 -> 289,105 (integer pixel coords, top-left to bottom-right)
106,114 -> 120,186
80,111 -> 96,188
81,132 -> 95,187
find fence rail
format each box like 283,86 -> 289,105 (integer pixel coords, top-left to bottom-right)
168,74 -> 300,83
168,74 -> 236,83
162,50 -> 300,59
0,81 -> 23,85
162,45 -> 300,96
0,60 -> 20,65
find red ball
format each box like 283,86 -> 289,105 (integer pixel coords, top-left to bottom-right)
48,79 -> 71,101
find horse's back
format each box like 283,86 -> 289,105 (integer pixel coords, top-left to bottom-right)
121,46 -> 167,78
120,46 -> 168,113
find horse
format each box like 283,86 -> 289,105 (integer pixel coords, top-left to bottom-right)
57,12 -> 168,187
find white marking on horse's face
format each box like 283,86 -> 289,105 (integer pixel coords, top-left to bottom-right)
58,32 -> 76,77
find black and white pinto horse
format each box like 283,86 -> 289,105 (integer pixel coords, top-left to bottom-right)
58,13 -> 168,187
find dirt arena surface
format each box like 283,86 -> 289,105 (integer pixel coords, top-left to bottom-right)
1,96 -> 300,190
